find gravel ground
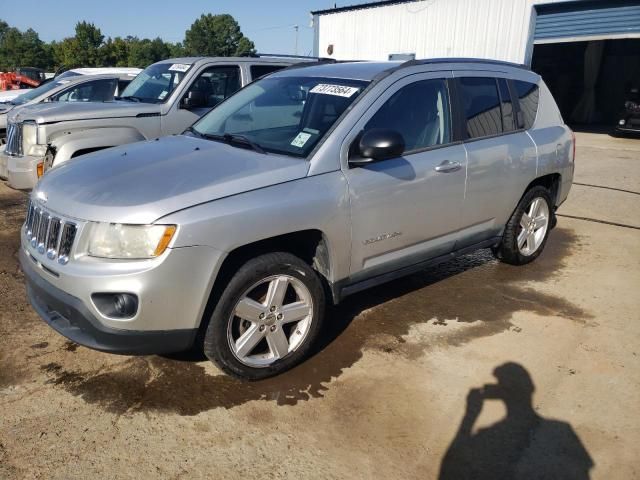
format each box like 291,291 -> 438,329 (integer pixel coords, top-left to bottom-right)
1,132 -> 639,479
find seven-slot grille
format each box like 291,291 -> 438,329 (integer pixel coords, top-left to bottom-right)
25,200 -> 76,265
5,122 -> 23,156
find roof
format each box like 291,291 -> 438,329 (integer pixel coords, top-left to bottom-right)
69,67 -> 141,76
311,0 -> 420,16
155,56 -> 316,66
274,61 -> 401,81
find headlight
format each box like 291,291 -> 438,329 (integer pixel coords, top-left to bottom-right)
87,223 -> 177,259
22,121 -> 38,148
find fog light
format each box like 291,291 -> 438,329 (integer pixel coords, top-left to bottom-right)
619,119 -> 626,126
92,293 -> 138,319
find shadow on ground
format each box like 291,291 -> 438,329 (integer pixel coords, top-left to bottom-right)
34,227 -> 592,415
439,362 -> 594,479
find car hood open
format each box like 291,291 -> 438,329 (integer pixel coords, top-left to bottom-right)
34,135 -> 310,224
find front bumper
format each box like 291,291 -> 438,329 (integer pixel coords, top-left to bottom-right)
4,152 -> 42,190
20,227 -> 225,355
616,114 -> 640,133
21,250 -> 197,355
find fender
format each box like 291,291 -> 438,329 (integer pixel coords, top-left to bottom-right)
50,127 -> 147,166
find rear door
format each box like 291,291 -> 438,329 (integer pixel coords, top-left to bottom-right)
344,72 -> 468,279
454,73 -> 537,249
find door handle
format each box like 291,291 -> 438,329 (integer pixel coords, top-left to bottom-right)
434,160 -> 462,173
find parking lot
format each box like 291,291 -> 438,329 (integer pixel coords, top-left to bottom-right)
0,132 -> 638,479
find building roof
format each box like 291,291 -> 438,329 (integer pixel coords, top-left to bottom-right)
311,0 -> 420,16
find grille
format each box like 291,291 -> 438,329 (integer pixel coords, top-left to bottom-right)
25,200 -> 76,265
5,122 -> 23,156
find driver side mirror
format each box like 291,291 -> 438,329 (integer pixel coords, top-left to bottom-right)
349,128 -> 405,167
180,90 -> 207,109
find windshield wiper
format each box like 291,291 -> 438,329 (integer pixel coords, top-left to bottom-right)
200,132 -> 266,154
117,96 -> 141,103
185,126 -> 204,138
223,133 -> 266,154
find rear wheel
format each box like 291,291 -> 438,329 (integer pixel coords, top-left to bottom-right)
203,252 -> 325,380
494,186 -> 553,265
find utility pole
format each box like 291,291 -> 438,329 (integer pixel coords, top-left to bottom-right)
294,25 -> 299,55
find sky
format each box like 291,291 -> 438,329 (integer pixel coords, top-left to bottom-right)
0,0 -> 374,57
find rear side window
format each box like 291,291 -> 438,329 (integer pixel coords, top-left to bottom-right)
53,79 -> 118,103
458,77 -> 502,139
497,78 -> 515,132
513,80 -> 539,130
250,65 -> 286,80
364,79 -> 451,152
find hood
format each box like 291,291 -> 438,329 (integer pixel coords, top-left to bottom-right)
35,135 -> 310,224
0,103 -> 14,116
9,100 -> 159,124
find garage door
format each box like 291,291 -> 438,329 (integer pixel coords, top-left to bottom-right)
534,0 -> 640,44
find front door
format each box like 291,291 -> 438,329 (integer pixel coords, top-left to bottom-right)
162,65 -> 242,136
344,73 -> 468,279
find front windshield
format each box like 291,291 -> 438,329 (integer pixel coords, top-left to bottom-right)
119,62 -> 191,103
192,76 -> 369,157
9,79 -> 72,105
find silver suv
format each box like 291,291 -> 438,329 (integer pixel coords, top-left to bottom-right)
20,59 -> 574,379
1,56 -> 306,190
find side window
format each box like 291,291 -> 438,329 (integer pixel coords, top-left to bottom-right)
513,80 -> 539,130
53,79 -> 117,103
187,66 -> 241,108
117,79 -> 132,96
498,78 -> 515,132
364,79 -> 451,152
250,65 -> 286,80
458,77 -> 503,139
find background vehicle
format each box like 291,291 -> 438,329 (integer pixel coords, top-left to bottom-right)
1,55 -> 311,190
0,67 -> 46,91
20,59 -> 574,380
615,86 -> 640,135
0,68 -> 141,147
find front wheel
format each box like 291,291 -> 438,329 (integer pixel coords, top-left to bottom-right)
203,252 -> 325,380
493,186 -> 553,265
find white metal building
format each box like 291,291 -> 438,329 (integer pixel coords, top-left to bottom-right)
312,0 -> 640,125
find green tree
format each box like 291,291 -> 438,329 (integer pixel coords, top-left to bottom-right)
0,22 -> 52,70
184,14 -> 255,57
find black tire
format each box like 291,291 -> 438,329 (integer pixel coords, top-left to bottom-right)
493,186 -> 554,266
203,252 -> 325,380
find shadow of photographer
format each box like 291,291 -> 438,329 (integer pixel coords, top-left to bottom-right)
439,362 -> 594,480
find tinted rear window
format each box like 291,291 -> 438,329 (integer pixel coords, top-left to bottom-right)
459,77 -> 503,139
513,80 -> 539,130
250,64 -> 286,80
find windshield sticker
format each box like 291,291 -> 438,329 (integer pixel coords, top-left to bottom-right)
168,63 -> 190,73
310,84 -> 360,97
291,132 -> 312,148
158,90 -> 168,100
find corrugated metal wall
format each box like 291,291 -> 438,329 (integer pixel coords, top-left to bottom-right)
313,0 -> 580,63
535,1 -> 640,43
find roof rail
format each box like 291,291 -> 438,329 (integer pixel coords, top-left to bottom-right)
253,53 -> 333,61
400,57 -> 530,71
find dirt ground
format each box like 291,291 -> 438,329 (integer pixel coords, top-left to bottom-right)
1,132 -> 639,479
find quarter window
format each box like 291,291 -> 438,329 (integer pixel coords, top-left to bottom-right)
458,77 -> 503,139
513,80 -> 539,130
364,79 -> 451,152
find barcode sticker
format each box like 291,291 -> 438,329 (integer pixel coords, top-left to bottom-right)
168,63 -> 191,72
310,84 -> 360,97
